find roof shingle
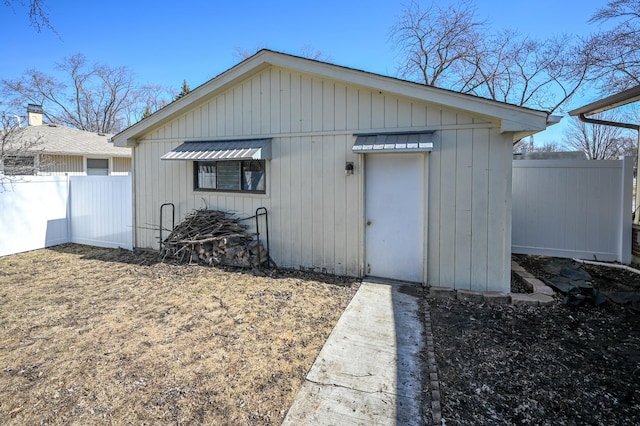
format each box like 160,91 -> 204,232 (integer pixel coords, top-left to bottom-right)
5,124 -> 130,157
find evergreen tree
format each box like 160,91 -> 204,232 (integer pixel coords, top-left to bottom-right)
175,80 -> 191,100
141,105 -> 152,120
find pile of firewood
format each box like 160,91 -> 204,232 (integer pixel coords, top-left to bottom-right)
161,209 -> 269,267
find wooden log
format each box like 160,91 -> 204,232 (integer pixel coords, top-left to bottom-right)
161,208 -> 271,268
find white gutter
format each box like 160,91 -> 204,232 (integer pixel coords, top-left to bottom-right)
568,85 -> 640,223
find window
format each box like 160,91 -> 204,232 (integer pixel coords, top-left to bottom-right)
87,158 -> 109,175
195,160 -> 265,193
2,156 -> 36,175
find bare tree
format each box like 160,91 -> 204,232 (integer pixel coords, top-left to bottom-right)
390,0 -> 590,113
1,54 -> 172,134
390,0 -> 483,87
468,32 -> 590,112
513,137 -> 564,154
3,0 -> 54,32
234,45 -> 331,62
234,45 -> 269,61
586,0 -> 640,92
618,135 -> 638,157
299,43 -> 331,62
563,112 -> 635,159
0,112 -> 45,191
133,84 -> 170,122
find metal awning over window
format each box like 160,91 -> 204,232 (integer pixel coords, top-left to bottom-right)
352,131 -> 434,153
161,138 -> 272,161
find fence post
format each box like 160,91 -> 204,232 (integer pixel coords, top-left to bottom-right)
65,173 -> 71,244
620,156 -> 633,264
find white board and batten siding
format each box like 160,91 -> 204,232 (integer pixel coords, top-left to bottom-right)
513,158 -> 633,263
428,127 -> 513,291
38,155 -> 132,176
41,154 -> 85,175
132,64 -> 514,291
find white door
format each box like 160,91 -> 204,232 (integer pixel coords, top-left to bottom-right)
365,153 -> 424,282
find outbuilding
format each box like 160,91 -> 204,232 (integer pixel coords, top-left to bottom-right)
112,50 -> 555,292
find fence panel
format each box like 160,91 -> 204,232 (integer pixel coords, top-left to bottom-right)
512,158 -> 632,263
0,176 -> 69,257
69,175 -> 132,250
0,175 -> 132,257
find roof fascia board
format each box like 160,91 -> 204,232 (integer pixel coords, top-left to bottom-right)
113,50 -> 549,146
509,115 -> 563,142
500,119 -> 547,133
43,151 -> 131,157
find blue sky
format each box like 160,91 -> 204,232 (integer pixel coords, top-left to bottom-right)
1,0 -> 610,144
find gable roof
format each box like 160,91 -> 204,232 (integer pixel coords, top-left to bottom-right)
112,50 -> 553,147
5,124 -> 130,157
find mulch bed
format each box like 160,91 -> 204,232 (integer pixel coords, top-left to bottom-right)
425,255 -> 640,425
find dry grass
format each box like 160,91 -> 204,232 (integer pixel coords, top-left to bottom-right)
0,244 -> 358,425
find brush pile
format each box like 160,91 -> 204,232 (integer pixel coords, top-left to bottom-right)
161,209 -> 269,267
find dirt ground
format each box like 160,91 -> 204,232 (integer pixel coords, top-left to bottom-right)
426,255 -> 640,425
0,244 -> 358,425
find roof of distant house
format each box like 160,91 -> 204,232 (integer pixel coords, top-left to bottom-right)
6,124 -> 130,157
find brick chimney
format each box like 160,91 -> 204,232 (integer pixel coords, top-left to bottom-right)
27,104 -> 44,126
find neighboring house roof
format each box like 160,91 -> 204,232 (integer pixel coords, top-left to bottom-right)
6,124 -> 130,157
569,85 -> 640,116
568,85 -> 640,132
112,50 -> 554,147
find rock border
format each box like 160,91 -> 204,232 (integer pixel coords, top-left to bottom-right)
423,302 -> 442,426
427,261 -> 556,307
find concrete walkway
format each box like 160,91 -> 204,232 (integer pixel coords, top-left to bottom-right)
282,279 -> 425,425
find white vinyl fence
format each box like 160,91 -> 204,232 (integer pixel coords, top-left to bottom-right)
512,157 -> 633,263
0,175 -> 132,257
